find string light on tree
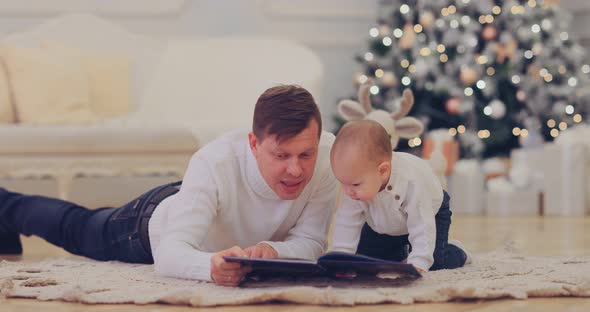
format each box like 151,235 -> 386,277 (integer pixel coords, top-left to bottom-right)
512,127 -> 521,136
488,99 -> 506,119
382,37 -> 393,46
400,4 -> 410,14
511,75 -> 521,84
478,129 -> 491,139
369,27 -> 379,38
476,80 -> 487,89
401,76 -> 411,86
353,73 -> 369,86
408,137 -> 422,147
369,85 -> 380,95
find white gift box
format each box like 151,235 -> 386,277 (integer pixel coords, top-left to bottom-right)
541,142 -> 587,216
510,148 -> 545,191
449,159 -> 485,215
555,126 -> 590,215
485,189 -> 540,216
510,141 -> 587,216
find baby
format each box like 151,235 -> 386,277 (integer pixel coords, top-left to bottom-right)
329,120 -> 471,273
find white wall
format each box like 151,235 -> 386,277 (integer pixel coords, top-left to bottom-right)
563,0 -> 590,48
0,0 -> 588,131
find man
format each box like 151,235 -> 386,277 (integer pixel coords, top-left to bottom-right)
0,85 -> 338,286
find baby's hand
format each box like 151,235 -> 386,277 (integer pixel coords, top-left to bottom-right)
414,266 -> 426,274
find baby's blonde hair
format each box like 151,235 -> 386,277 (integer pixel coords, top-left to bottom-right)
332,120 -> 393,165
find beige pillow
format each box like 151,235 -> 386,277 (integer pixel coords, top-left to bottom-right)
0,57 -> 15,123
42,42 -> 133,119
0,44 -> 96,125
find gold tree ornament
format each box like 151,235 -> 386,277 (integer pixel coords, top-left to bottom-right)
399,23 -> 417,50
482,25 -> 498,41
380,71 -> 398,88
460,66 -> 479,86
543,0 -> 560,8
445,97 -> 461,115
495,40 -> 518,64
419,11 -> 435,28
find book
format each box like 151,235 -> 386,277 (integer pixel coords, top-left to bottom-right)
224,252 -> 422,287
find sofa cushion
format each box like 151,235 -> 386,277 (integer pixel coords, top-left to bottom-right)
0,57 -> 14,123
1,13 -> 165,109
41,42 -> 133,119
141,38 -> 324,145
0,125 -> 199,154
0,44 -> 96,124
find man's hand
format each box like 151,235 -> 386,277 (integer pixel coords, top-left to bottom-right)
210,246 -> 252,287
244,243 -> 278,258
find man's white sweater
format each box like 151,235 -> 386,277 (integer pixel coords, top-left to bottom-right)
148,129 -> 337,281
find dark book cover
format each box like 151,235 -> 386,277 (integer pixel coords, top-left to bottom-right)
224,252 -> 422,287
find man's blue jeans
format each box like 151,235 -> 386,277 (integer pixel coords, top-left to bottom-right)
356,191 -> 466,270
0,181 -> 180,263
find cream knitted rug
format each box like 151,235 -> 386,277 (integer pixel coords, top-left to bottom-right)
1,248 -> 589,306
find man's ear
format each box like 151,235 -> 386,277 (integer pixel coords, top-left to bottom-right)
248,132 -> 259,155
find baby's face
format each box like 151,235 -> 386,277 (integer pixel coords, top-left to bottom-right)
331,151 -> 388,201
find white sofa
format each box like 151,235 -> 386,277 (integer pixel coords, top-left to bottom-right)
0,14 -> 324,207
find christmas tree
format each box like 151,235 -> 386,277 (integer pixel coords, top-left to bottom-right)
339,0 -> 589,158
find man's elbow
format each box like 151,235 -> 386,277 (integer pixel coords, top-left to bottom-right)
153,253 -> 171,277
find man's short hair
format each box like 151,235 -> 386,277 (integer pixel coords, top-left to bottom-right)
332,120 -> 392,164
253,85 -> 322,143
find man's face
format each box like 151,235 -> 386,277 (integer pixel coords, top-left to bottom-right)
249,120 -> 320,200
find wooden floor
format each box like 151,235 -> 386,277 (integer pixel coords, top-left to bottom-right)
1,216 -> 589,311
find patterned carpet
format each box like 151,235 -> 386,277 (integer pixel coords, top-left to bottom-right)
1,247 -> 589,306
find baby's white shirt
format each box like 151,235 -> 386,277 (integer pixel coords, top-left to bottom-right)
330,152 -> 444,271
